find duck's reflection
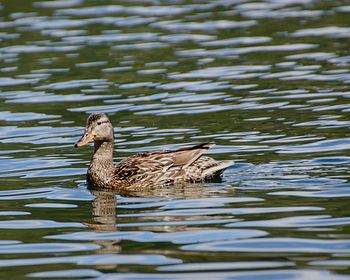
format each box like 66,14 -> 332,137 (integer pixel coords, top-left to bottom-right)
87,189 -> 121,259
86,183 -> 230,263
88,182 -> 229,232
90,188 -> 117,232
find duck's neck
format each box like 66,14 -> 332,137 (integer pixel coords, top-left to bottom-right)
88,140 -> 115,185
93,140 -> 114,165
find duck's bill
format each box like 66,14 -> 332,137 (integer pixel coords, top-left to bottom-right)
74,131 -> 93,147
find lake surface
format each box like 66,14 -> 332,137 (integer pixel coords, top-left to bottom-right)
1,0 -> 350,278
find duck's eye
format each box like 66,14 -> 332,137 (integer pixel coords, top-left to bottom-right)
97,122 -> 102,125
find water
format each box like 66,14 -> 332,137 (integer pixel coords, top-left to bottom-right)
0,0 -> 350,278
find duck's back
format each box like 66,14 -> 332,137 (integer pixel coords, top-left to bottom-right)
112,143 -> 233,190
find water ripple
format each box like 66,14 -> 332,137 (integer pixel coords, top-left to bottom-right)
0,0 -> 349,278
0,253 -> 180,267
183,238 -> 350,253
226,215 -> 350,228
159,261 -> 295,272
277,139 -> 350,154
95,270 -> 350,280
118,206 -> 322,217
0,242 -> 99,254
47,229 -> 267,243
0,219 -> 84,229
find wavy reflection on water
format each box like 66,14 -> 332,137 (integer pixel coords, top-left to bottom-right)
0,0 -> 350,278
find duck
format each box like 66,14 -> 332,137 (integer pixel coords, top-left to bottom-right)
75,113 -> 234,191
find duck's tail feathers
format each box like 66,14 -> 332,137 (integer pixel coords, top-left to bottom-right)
202,160 -> 234,178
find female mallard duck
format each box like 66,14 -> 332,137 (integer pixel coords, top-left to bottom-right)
75,113 -> 234,191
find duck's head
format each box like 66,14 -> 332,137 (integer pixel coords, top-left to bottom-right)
74,113 -> 114,147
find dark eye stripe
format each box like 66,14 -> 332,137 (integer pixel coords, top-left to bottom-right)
97,120 -> 109,125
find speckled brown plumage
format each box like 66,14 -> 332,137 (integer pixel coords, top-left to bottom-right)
75,113 -> 234,191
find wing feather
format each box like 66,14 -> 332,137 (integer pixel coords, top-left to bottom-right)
113,143 -> 216,185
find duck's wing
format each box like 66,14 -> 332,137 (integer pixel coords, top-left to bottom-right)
162,143 -> 215,168
114,143 -> 215,182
